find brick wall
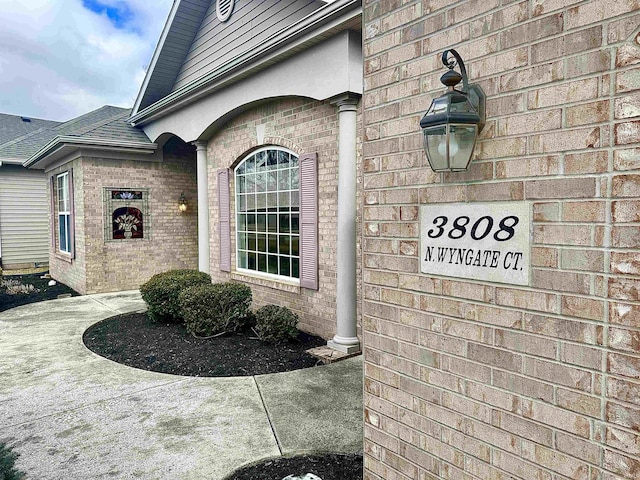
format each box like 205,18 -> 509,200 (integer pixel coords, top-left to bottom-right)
50,147 -> 198,294
206,96 -> 363,341
363,1 -> 640,480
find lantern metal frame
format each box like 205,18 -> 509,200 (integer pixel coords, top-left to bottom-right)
420,49 -> 486,172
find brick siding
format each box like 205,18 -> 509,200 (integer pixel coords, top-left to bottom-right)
363,1 -> 640,479
205,96 -> 363,341
49,150 -> 198,294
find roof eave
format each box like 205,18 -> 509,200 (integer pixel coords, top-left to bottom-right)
24,136 -> 157,169
129,0 -> 362,126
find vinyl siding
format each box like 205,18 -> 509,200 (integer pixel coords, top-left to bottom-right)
172,0 -> 324,91
0,166 -> 49,268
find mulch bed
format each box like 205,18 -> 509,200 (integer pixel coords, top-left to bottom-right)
0,273 -> 78,312
225,453 -> 363,480
83,312 -> 327,377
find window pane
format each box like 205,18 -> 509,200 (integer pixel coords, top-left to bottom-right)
267,214 -> 277,233
267,171 -> 277,191
267,193 -> 277,211
280,214 -> 290,233
238,250 -> 248,268
291,236 -> 299,257
279,256 -> 290,276
258,254 -> 267,272
268,235 -> 278,253
278,192 -> 290,210
248,252 -> 257,269
291,214 -> 299,234
279,169 -> 290,190
65,216 -> 72,252
248,233 -> 256,251
292,258 -> 299,278
268,255 -> 278,274
291,168 -> 299,190
279,235 -> 290,255
246,174 -> 255,193
59,215 -> 66,252
237,162 -> 245,175
238,195 -> 247,213
291,191 -> 299,208
278,150 -> 289,166
267,150 -> 278,170
257,234 -> 266,253
237,232 -> 247,250
247,214 -> 256,231
238,214 -> 247,231
257,214 -> 266,232
237,175 -> 245,193
247,195 -> 256,212
255,151 -> 267,170
256,193 -> 267,211
255,173 -> 265,193
245,156 -> 255,173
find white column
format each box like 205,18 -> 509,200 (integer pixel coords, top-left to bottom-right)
328,96 -> 361,354
194,141 -> 210,274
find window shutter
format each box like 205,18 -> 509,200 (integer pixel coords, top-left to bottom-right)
49,176 -> 56,250
218,169 -> 231,272
68,168 -> 76,259
299,153 -> 318,290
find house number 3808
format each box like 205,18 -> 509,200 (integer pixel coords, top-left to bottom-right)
427,215 -> 519,242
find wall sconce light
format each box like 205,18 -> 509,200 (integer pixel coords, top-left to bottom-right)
420,49 -> 486,172
178,192 -> 187,212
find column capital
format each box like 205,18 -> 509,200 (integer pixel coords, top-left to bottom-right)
192,140 -> 208,151
330,93 -> 360,112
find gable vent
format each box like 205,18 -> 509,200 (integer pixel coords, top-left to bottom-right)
216,0 -> 234,22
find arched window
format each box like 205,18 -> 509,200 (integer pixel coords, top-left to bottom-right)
235,147 -> 299,280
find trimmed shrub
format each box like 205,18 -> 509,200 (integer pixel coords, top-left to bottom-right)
253,305 -> 299,343
140,269 -> 211,323
179,282 -> 252,337
0,443 -> 25,480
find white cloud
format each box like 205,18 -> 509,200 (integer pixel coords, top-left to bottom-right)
0,0 -> 172,121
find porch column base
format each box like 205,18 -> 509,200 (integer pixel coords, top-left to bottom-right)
328,336 -> 361,355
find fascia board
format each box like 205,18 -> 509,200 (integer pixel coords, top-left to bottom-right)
24,136 -> 157,169
131,0 -> 184,116
129,0 -> 362,126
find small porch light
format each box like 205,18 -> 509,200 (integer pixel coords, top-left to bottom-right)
420,49 -> 486,172
178,192 -> 187,212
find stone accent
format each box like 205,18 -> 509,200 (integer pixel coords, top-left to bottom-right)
363,1 -> 640,480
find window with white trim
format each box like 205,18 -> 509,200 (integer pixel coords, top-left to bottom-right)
235,147 -> 300,281
57,172 -> 71,254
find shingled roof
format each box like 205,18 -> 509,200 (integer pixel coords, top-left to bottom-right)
0,113 -> 60,147
0,106 -> 151,164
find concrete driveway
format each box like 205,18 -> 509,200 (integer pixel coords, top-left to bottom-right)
0,292 -> 362,479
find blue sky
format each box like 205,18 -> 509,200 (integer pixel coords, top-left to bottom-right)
82,0 -> 135,30
0,0 -> 173,121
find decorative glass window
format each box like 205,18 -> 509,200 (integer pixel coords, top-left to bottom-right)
103,188 -> 150,241
57,172 -> 71,253
235,147 -> 299,280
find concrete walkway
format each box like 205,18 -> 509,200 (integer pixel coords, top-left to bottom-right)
0,292 -> 363,480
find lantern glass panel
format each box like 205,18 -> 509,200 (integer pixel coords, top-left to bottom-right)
449,124 -> 478,171
423,125 -> 448,171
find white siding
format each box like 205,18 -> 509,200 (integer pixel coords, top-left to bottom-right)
0,165 -> 49,268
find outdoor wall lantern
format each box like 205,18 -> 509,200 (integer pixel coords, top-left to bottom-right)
420,49 -> 486,172
178,192 -> 187,212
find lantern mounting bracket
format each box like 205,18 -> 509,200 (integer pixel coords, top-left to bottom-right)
441,49 -> 486,133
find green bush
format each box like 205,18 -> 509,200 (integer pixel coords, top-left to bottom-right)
253,305 -> 299,343
140,269 -> 211,323
0,443 -> 25,480
179,282 -> 252,337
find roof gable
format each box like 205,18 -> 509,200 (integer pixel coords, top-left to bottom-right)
133,0 -> 327,114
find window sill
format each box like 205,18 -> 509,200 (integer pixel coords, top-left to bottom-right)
231,271 -> 300,294
54,252 -> 73,264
